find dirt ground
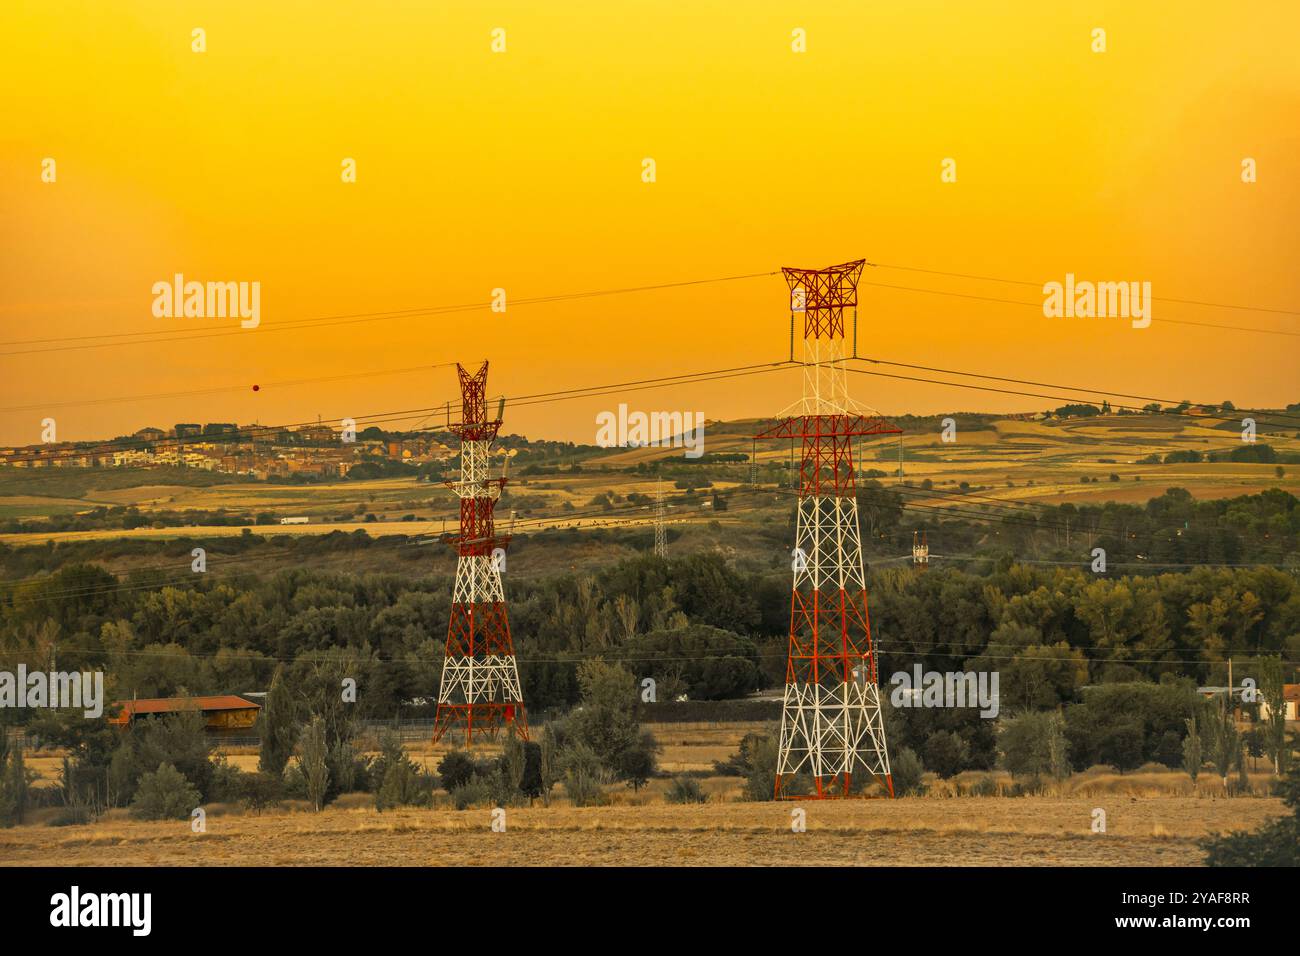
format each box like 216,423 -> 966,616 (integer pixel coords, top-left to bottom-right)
0,796 -> 1284,867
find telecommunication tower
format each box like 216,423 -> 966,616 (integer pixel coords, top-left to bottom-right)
757,260 -> 900,799
432,362 -> 528,745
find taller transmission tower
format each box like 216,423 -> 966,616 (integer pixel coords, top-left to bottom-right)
654,478 -> 667,558
432,362 -> 528,745
757,260 -> 901,799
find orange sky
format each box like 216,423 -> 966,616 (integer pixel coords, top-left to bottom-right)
2,0 -> 1297,446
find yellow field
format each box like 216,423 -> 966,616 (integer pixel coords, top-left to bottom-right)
3,413 -> 1294,551
0,795 -> 1283,867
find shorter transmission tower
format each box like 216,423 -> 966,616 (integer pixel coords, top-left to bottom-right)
912,531 -> 929,569
432,361 -> 527,745
654,478 -> 667,558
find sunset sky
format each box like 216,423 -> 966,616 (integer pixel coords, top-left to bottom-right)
2,1 -> 1297,447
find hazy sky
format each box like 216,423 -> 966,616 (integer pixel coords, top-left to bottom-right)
2,1 -> 1297,446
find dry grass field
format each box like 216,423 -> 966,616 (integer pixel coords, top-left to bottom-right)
11,720 -> 1289,868
0,795 -> 1284,867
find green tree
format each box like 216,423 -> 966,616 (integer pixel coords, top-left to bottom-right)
1182,715 -> 1203,783
1258,655 -> 1288,775
1204,694 -> 1239,792
0,737 -> 31,827
130,763 -> 201,821
999,711 -> 1069,782
538,724 -> 559,807
501,728 -> 527,799
297,716 -> 330,812
369,731 -> 430,810
258,665 -> 299,777
923,730 -> 970,779
237,772 -> 284,814
570,658 -> 641,776
114,705 -> 214,802
437,750 -> 478,792
613,729 -> 660,791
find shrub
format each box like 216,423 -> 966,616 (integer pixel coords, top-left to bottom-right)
891,747 -> 926,796
238,772 -> 284,813
376,758 -> 432,811
665,776 -> 707,804
560,742 -> 608,807
924,730 -> 971,779
741,734 -> 779,801
450,778 -> 492,810
130,763 -> 201,821
209,756 -> 245,802
438,750 -> 479,792
614,730 -> 660,791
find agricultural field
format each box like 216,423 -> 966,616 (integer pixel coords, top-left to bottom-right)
0,798 -> 1285,868
2,414 -> 1295,550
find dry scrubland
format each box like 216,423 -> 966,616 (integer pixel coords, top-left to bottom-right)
0,796 -> 1284,867
10,723 -> 1288,867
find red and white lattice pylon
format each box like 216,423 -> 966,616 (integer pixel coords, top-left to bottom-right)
431,361 -> 528,745
758,260 -> 899,799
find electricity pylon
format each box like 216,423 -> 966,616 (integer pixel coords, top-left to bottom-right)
757,260 -> 900,799
432,362 -> 527,745
654,477 -> 667,558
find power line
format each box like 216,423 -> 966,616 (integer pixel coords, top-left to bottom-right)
0,363 -> 463,415
867,261 -> 1300,317
2,361 -> 795,464
0,270 -> 779,356
860,279 -> 1298,337
852,355 -> 1300,428
844,359 -> 1300,431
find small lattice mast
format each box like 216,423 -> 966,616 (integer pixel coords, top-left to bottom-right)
757,260 -> 900,799
432,362 -> 528,745
654,477 -> 667,558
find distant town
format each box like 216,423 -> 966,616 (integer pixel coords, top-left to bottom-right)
0,421 -> 461,479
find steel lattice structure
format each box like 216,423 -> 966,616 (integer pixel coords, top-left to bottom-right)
432,362 -> 528,745
758,260 -> 900,799
654,477 -> 667,558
